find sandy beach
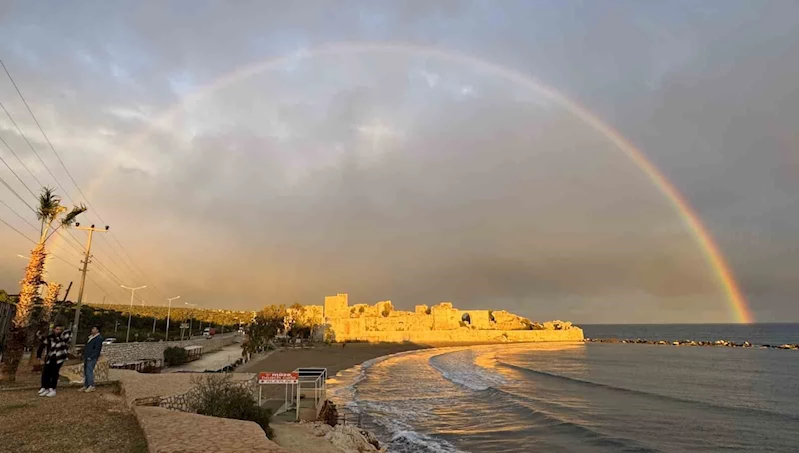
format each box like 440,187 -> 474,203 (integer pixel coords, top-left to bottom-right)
237,342 -> 429,452
238,342 -> 428,376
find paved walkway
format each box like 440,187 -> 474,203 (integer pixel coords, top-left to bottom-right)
112,369 -> 287,452
165,344 -> 245,373
136,406 -> 287,453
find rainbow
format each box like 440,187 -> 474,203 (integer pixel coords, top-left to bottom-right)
84,42 -> 753,322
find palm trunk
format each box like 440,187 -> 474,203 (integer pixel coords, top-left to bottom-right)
0,243 -> 46,382
0,327 -> 26,382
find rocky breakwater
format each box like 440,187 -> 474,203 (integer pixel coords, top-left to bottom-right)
585,338 -> 799,350
302,421 -> 386,452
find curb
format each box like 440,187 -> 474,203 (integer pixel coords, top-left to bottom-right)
0,380 -> 120,392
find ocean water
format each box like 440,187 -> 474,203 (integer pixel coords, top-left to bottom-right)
328,324 -> 799,453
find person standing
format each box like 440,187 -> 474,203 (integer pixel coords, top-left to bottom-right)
38,322 -> 72,397
82,325 -> 103,392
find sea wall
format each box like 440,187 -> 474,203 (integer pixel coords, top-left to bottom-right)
331,326 -> 584,344
102,333 -> 238,364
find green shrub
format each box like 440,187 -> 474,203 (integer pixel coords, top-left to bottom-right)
188,374 -> 273,437
163,346 -> 188,366
319,400 -> 338,427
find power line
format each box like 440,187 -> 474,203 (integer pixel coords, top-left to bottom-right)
0,99 -> 62,195
0,199 -> 134,301
0,173 -> 34,213
0,59 -> 170,304
0,92 -> 146,296
0,197 -> 37,230
0,134 -> 37,199
0,214 -> 33,241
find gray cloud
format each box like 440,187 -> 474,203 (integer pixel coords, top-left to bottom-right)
0,1 -> 796,322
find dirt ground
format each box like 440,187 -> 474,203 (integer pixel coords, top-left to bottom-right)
0,384 -> 147,453
0,359 -> 82,390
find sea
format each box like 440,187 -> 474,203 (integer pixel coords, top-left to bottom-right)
328,324 -> 799,453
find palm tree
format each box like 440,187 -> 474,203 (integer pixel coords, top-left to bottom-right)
27,281 -> 63,367
0,187 -> 85,382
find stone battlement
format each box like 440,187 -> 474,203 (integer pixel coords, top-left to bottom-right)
320,294 -> 583,344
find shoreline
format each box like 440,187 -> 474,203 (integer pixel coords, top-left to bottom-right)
249,341 -> 582,452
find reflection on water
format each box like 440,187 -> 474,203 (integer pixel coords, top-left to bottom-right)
329,339 -> 799,453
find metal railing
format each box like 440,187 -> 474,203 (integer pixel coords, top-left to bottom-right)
337,412 -> 363,427
295,367 -> 327,420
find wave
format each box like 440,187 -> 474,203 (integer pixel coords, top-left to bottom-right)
328,348 -> 435,413
497,361 -> 799,421
428,349 -> 507,391
359,400 -> 467,453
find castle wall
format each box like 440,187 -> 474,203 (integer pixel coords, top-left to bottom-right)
322,294 -> 583,345
332,327 -> 584,344
461,310 -> 491,329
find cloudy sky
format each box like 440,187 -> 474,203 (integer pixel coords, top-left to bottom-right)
0,1 -> 796,323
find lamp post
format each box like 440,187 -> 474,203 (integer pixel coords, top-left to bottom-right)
165,296 -> 181,341
121,285 -> 146,343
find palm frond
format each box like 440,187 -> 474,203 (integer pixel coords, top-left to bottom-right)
61,203 -> 87,227
36,187 -> 60,222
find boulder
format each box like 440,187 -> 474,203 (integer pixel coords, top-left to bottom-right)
324,424 -> 386,452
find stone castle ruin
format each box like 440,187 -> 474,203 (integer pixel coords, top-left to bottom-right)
321,294 -> 583,344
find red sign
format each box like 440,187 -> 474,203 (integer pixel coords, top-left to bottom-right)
258,372 -> 299,384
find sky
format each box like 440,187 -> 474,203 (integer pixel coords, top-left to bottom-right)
0,1 -> 797,323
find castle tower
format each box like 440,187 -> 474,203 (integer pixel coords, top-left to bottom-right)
324,293 -> 349,319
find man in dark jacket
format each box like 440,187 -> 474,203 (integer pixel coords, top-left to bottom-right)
82,325 -> 103,392
38,323 -> 72,397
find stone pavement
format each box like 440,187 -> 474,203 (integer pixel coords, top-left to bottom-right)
135,406 -> 288,453
109,369 -> 288,452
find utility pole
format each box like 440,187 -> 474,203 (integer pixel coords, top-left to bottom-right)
185,302 -> 196,338
122,285 -> 146,343
165,296 -> 181,341
70,223 -> 109,350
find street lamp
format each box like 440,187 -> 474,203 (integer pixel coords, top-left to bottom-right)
121,285 -> 146,343
165,296 -> 181,341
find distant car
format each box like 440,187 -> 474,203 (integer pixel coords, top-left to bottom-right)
203,327 -> 216,338
102,337 -> 117,345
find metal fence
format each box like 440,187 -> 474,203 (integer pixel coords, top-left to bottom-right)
0,299 -> 16,352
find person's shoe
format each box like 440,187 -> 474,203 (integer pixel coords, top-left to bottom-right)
85,386 -> 96,393
81,386 -> 88,392
45,389 -> 56,397
38,387 -> 47,395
